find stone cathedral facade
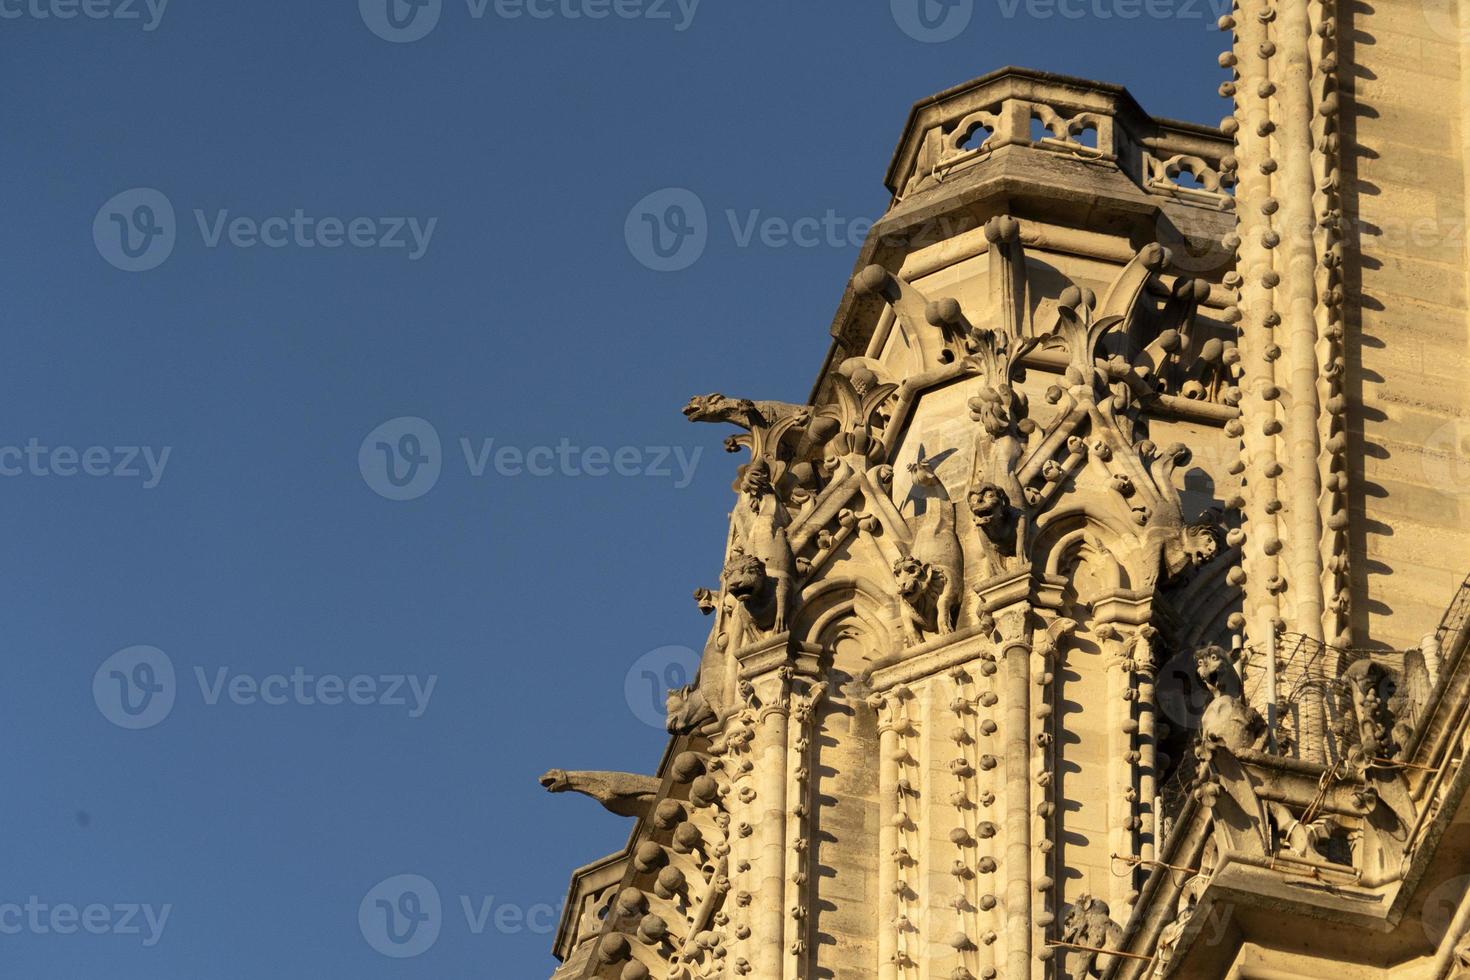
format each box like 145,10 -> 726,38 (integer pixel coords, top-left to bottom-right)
539,6 -> 1470,978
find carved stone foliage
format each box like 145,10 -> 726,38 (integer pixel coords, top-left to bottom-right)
870,238 -> 1233,599
624,221 -> 1243,980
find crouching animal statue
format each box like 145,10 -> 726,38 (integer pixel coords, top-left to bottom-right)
893,495 -> 964,647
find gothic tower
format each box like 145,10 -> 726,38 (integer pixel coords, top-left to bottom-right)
540,7 -> 1470,978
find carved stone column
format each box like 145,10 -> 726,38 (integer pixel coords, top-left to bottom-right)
1099,624 -> 1136,916
1133,631 -> 1160,872
746,663 -> 791,978
873,692 -> 901,980
784,679 -> 825,979
1094,593 -> 1155,917
1000,626 -> 1033,978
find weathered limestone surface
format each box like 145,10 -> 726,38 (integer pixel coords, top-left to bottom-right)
1341,0 -> 1470,652
537,29 -> 1470,980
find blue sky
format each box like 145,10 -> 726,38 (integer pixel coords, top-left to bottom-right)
0,1 -> 1225,975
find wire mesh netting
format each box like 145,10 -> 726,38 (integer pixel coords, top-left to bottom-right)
1437,573 -> 1470,651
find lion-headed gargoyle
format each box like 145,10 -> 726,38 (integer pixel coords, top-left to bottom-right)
722,549 -> 789,639
1060,893 -> 1123,977
967,481 -> 1017,555
1194,644 -> 1267,754
892,555 -> 959,647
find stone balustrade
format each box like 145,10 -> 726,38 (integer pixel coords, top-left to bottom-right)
888,67 -> 1237,211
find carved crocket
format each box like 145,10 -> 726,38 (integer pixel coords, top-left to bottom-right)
538,770 -> 661,820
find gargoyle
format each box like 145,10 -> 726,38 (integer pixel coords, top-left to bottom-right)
684,392 -> 838,492
893,556 -> 958,647
967,481 -> 1017,557
893,459 -> 965,646
734,459 -> 796,633
1193,644 -> 1266,753
1060,893 -> 1123,977
1160,512 -> 1227,589
666,682 -> 718,736
1339,653 -> 1431,765
682,393 -> 809,430
538,769 -> 661,820
722,549 -> 787,641
1340,659 -> 1399,763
